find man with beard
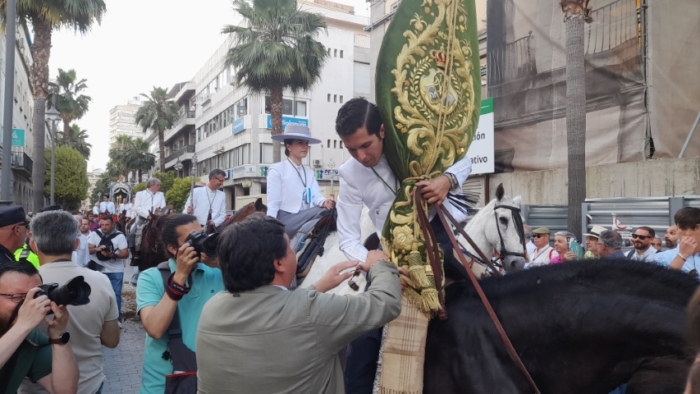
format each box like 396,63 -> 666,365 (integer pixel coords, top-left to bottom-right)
665,225 -> 680,249
627,226 -> 657,262
0,263 -> 78,393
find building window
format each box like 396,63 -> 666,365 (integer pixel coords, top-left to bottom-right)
260,143 -> 273,164
333,140 -> 337,149
340,95 -> 344,103
327,93 -> 331,102
340,50 -> 344,58
340,141 -> 344,149
333,95 -> 337,103
327,48 -> 331,55
264,96 -> 308,117
334,49 -> 337,57
236,97 -> 248,117
327,139 -> 331,148
296,101 -> 307,117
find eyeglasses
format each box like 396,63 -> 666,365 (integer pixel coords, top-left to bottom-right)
533,234 -> 547,238
0,293 -> 27,303
631,234 -> 650,240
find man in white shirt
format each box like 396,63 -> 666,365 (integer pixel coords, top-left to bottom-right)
334,98 -> 472,393
71,215 -> 90,268
129,178 -> 166,247
88,215 -> 129,322
627,226 -> 658,262
99,195 -> 115,215
184,169 -> 227,230
18,211 -> 119,394
118,198 -> 131,216
527,227 -> 558,268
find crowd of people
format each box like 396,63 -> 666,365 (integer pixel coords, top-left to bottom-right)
2,97 -> 700,394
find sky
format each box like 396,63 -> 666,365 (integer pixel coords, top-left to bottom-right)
47,0 -> 370,171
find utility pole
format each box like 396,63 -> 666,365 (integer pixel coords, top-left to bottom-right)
0,0 -> 17,205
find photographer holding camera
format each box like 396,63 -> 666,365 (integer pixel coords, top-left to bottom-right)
0,262 -> 78,394
87,215 -> 128,322
18,211 -> 119,394
136,214 -> 224,393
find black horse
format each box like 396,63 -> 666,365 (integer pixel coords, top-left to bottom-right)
425,259 -> 698,394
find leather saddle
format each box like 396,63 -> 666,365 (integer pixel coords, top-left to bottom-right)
292,212 -> 338,284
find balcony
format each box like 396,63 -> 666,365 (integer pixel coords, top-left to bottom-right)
164,111 -> 196,144
11,151 -> 32,177
165,144 -> 195,169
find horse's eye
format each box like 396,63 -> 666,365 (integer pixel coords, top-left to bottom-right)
499,217 -> 508,225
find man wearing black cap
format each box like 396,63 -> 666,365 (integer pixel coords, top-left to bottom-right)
0,206 -> 30,266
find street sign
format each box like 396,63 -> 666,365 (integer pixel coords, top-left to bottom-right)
466,98 -> 495,175
11,129 -> 25,147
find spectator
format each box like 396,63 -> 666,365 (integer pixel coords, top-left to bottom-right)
598,230 -> 626,259
551,231 -> 575,264
86,212 -> 99,232
19,211 -> 119,394
71,215 -> 90,268
627,226 -> 658,262
196,215 -> 401,394
527,227 -> 558,268
0,206 -> 30,266
99,195 -> 116,216
583,225 -> 607,258
651,237 -> 663,252
0,262 -> 78,393
87,215 -> 128,323
523,224 -> 536,258
136,214 -> 225,394
659,208 -> 700,273
666,225 -> 680,249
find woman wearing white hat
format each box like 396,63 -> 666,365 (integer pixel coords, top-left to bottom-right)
267,125 -> 335,237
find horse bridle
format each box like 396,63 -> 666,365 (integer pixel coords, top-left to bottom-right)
492,204 -> 527,265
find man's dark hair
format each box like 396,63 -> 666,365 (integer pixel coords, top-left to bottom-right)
160,214 -> 199,258
209,169 -> 226,181
99,215 -> 114,223
0,262 -> 39,283
335,97 -> 383,137
675,207 -> 700,231
635,226 -> 656,238
599,230 -> 622,250
218,215 -> 287,293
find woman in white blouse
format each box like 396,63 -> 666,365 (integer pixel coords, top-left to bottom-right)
267,125 -> 334,237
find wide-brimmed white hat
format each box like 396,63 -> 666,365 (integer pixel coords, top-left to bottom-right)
270,124 -> 321,144
583,225 -> 608,239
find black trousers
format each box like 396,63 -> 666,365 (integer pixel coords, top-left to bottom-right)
343,216 -> 467,394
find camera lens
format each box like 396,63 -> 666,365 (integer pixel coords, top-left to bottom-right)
36,276 -> 91,307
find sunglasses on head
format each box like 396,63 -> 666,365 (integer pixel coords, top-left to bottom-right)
631,234 -> 650,240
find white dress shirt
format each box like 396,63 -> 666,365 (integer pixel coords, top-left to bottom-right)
133,189 -> 166,219
266,159 -> 327,218
72,232 -> 91,267
93,206 -> 99,216
99,201 -> 116,214
337,154 -> 472,263
118,203 -> 131,215
526,245 -> 559,268
183,186 -> 227,226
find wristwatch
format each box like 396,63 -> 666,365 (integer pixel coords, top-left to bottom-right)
443,172 -> 459,191
49,332 -> 70,345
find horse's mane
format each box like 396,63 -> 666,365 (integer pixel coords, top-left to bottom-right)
449,259 -> 699,306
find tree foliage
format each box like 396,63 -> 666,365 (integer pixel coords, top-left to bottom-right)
151,171 -> 176,195
132,182 -> 146,193
57,124 -> 91,160
223,0 -> 328,162
48,68 -> 91,143
108,135 -> 155,182
134,87 -> 179,172
166,178 -> 192,213
44,146 -> 89,211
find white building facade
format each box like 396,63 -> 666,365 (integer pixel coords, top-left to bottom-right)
108,97 -> 144,146
160,0 -> 370,210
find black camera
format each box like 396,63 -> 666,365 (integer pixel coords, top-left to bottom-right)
186,232 -> 219,257
35,276 -> 92,308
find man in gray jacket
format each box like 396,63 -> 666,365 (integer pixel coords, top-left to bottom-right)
196,215 -> 402,394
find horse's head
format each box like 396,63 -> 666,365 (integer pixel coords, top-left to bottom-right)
480,184 -> 526,272
254,198 -> 267,213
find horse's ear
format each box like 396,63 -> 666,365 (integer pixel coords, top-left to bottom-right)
495,183 -> 505,201
255,198 -> 264,211
513,195 -> 522,207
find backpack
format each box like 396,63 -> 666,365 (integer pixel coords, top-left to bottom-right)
94,230 -> 122,261
157,262 -> 197,394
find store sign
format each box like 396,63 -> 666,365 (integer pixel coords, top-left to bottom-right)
315,169 -> 339,180
11,129 -> 25,147
465,98 -> 495,175
265,114 -> 309,129
232,118 -> 245,134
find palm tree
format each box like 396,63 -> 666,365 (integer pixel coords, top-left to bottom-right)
134,87 -> 178,172
48,68 -> 91,144
223,0 -> 328,163
108,136 -> 155,182
57,123 -> 92,160
561,0 -> 592,240
0,0 -> 107,212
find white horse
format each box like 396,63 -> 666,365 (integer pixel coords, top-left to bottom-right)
299,184 -> 526,293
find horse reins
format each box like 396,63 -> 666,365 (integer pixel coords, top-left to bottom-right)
492,205 -> 528,267
436,205 -> 541,394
